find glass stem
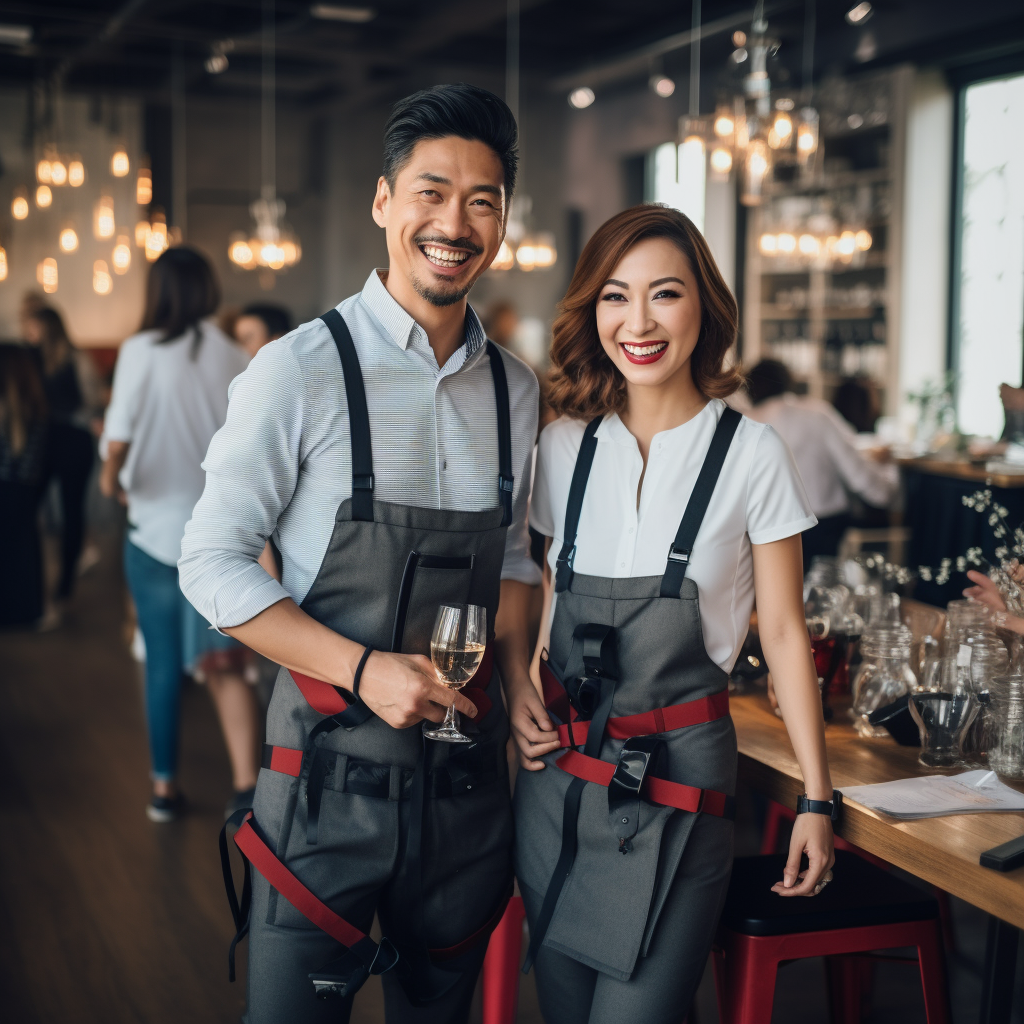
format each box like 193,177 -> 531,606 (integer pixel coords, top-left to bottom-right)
443,703 -> 458,732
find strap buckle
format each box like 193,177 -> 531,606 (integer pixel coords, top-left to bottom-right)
353,474 -> 374,491
498,474 -> 514,493
667,544 -> 690,564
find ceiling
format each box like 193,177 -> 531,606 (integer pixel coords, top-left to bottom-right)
0,0 -> 1021,110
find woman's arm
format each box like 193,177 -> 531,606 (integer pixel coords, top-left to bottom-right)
753,534 -> 835,897
99,439 -> 129,505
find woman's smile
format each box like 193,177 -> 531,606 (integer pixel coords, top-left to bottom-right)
619,340 -> 669,364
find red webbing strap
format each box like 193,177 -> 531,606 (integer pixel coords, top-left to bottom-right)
554,689 -> 729,749
268,745 -> 303,777
555,749 -> 729,818
234,814 -> 370,949
539,657 -> 572,723
290,643 -> 495,717
429,886 -> 513,962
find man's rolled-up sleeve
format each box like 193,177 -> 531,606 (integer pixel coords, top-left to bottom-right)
178,342 -> 304,629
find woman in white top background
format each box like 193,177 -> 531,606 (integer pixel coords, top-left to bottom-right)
100,248 -> 258,823
506,205 -> 835,1022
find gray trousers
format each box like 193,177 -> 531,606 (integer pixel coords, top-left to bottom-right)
522,814 -> 734,1024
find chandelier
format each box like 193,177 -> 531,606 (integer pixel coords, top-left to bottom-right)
683,0 -> 821,206
227,0 -> 301,278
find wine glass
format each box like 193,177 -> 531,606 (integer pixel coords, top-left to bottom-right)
423,604 -> 486,744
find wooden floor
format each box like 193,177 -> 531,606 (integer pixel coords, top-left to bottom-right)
1,522 -> 1020,1023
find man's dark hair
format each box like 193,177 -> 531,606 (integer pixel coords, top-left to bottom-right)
745,359 -> 794,406
383,84 -> 518,199
141,246 -> 220,358
241,303 -> 292,340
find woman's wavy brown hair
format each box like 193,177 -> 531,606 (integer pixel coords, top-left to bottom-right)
547,204 -> 742,419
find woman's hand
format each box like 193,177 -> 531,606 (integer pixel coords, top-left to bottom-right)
771,811 -> 836,897
507,680 -> 560,770
963,569 -> 1008,614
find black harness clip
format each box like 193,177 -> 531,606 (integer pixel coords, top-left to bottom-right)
309,936 -> 399,1000
608,735 -> 662,854
565,623 -> 617,718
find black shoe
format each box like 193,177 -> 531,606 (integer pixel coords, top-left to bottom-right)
224,786 -> 257,821
147,792 -> 185,823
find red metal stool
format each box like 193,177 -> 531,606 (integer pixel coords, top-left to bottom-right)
761,799 -> 955,949
713,852 -> 950,1024
482,895 -> 525,1024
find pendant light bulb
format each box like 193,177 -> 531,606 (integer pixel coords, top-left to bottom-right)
36,158 -> 52,184
112,236 -> 132,273
68,157 -> 85,187
36,185 -> 52,208
59,226 -> 79,253
796,108 -> 819,165
137,166 -> 153,206
37,257 -> 58,294
50,158 -> 68,186
94,195 -> 116,239
709,146 -> 733,180
741,139 -> 771,206
0,246 -> 6,281
93,260 -> 113,295
12,189 -> 29,220
111,146 -> 130,177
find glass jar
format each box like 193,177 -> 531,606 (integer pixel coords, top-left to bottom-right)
986,675 -> 1024,779
852,624 -> 918,738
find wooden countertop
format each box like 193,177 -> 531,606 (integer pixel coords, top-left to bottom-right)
897,457 -> 1024,489
734,691 -> 1024,927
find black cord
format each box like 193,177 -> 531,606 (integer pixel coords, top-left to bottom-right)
352,645 -> 375,701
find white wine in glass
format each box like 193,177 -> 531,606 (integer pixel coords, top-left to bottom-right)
423,603 -> 486,743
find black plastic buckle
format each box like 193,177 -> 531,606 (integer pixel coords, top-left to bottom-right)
554,545 -> 576,591
498,474 -> 514,493
608,735 -> 661,854
567,674 -> 602,718
309,936 -> 399,1000
353,473 -> 375,491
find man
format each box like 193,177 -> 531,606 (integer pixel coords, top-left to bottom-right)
179,84 -> 543,1023
234,303 -> 292,358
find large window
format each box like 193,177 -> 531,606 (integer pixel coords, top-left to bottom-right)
646,140 -> 706,233
954,72 -> 1024,437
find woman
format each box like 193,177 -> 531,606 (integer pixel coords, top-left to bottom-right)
100,247 -> 261,822
507,206 -> 835,1022
23,306 -> 100,605
0,344 -> 50,626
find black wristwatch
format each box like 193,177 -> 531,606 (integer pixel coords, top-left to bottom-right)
795,790 -> 843,824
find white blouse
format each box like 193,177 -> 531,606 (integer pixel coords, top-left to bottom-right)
530,398 -> 816,673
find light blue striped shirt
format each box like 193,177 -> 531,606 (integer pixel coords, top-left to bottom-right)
179,270 -> 541,629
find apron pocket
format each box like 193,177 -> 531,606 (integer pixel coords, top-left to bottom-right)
392,552 -> 475,654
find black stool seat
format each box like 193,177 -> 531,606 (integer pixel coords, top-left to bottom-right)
721,852 -> 939,937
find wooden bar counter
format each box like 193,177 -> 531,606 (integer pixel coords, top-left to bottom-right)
734,691 -> 1024,928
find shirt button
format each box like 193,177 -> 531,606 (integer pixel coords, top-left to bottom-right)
628,527 -> 634,534
443,460 -> 447,470
620,562 -> 626,568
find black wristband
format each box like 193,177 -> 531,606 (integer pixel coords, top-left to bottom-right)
796,790 -> 843,824
351,645 -> 375,701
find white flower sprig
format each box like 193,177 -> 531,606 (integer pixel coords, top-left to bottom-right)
961,489 -> 1023,562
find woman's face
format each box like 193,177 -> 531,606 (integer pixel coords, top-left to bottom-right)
595,236 -> 702,391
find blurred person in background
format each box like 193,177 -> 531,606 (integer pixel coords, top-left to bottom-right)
0,344 -> 50,627
745,359 -> 898,564
234,303 -> 292,358
832,375 -> 881,434
99,247 -> 261,823
23,306 -> 103,608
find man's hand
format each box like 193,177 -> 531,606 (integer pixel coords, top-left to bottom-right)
507,680 -> 559,769
358,650 -> 479,730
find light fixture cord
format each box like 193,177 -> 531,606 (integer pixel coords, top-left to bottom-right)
802,0 -> 816,101
261,0 -> 276,202
689,0 -> 701,118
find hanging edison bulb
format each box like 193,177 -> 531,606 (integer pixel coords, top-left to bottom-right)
228,232 -> 256,269
759,233 -> 778,255
146,212 -> 168,261
490,240 -> 515,271
59,225 -> 79,253
112,235 -> 132,274
709,146 -> 733,181
257,240 -> 286,270
68,156 -> 85,187
769,109 -> 794,149
50,157 -> 68,186
111,146 -> 130,177
12,188 -> 29,220
135,220 -> 151,247
280,238 -> 302,267
777,232 -> 797,255
0,245 -> 7,281
36,157 -> 52,184
94,195 -> 115,239
93,259 -> 113,295
740,139 -> 771,206
136,165 -> 153,205
36,185 -> 52,208
855,229 -> 872,252
713,104 -> 735,141
37,257 -> 58,294
796,108 -> 819,166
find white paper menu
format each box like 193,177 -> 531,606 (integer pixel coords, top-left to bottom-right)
842,770 -> 1024,820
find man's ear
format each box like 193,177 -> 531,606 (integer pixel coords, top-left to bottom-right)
371,176 -> 390,228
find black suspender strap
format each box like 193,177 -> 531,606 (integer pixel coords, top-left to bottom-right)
319,309 -> 375,522
485,342 -> 515,527
659,406 -> 742,598
554,415 -> 603,593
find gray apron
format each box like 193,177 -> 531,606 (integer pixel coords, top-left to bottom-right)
228,310 -> 517,1016
515,407 -> 741,982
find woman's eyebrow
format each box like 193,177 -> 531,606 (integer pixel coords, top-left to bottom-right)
650,277 -> 686,288
602,279 -> 628,288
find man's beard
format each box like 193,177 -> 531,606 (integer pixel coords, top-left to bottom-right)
410,270 -> 473,308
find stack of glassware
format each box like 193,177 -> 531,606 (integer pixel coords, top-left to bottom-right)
851,623 -> 917,738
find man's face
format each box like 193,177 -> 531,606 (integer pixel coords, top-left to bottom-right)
372,136 -> 506,308
234,315 -> 273,358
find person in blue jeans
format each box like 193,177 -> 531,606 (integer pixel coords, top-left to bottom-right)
100,247 -> 260,822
